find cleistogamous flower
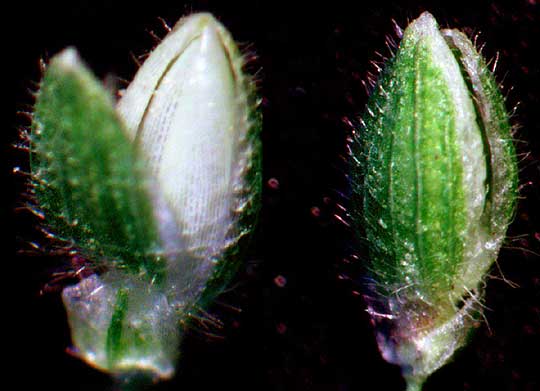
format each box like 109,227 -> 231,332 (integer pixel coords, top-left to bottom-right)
30,13 -> 261,380
350,11 -> 518,391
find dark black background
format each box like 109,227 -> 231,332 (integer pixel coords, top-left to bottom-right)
7,1 -> 540,390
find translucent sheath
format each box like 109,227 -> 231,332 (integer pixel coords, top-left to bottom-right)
350,12 -> 517,390
31,13 -> 261,379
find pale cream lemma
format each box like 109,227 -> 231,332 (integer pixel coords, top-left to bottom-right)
61,13 -> 260,378
117,13 -> 256,304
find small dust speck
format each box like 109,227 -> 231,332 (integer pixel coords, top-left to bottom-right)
267,177 -> 279,190
274,275 -> 287,288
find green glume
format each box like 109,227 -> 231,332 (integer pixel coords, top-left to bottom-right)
350,12 -> 518,390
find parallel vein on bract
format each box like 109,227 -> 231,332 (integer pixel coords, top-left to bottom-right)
351,12 -> 517,390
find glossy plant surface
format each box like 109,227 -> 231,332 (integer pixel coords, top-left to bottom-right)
351,11 -> 518,390
30,13 -> 261,379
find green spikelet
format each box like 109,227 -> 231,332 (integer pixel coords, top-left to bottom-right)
30,13 -> 261,379
350,12 -> 518,390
